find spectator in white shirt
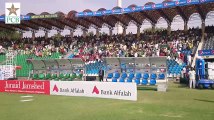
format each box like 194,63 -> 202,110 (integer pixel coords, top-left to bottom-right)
187,54 -> 192,66
134,52 -> 138,57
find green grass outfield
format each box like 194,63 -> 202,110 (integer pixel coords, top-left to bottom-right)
0,82 -> 214,120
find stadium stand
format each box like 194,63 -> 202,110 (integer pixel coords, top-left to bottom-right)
203,37 -> 214,50
0,27 -> 209,79
202,26 -> 214,50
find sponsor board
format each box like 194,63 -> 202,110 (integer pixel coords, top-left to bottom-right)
0,80 -> 50,95
31,14 -> 58,19
198,50 -> 214,56
50,81 -> 137,101
76,0 -> 213,17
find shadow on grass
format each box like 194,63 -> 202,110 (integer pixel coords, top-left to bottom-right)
178,84 -> 189,88
194,99 -> 214,103
137,86 -> 157,91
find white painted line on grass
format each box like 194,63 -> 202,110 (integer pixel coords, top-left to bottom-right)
20,99 -> 34,102
160,114 -> 182,118
20,95 -> 34,98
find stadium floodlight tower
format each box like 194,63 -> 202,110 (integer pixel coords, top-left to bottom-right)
117,0 -> 123,34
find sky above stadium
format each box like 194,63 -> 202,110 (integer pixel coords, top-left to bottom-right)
0,0 -> 168,14
0,0 -> 212,37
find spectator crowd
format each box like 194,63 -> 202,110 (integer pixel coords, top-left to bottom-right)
0,26 -> 214,64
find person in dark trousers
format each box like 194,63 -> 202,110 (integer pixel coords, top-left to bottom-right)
98,68 -> 104,82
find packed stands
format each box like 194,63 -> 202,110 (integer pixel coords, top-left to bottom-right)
203,37 -> 214,50
0,26 -> 210,79
203,26 -> 214,50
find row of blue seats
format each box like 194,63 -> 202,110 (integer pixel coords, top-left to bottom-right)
182,50 -> 192,55
68,54 -> 74,59
167,60 -> 186,75
111,78 -> 157,85
85,59 -> 183,75
107,73 -> 165,80
85,62 -> 105,74
85,59 -> 180,75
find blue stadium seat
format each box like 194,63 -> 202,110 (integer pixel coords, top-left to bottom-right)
68,54 -> 74,59
150,79 -> 156,85
107,73 -> 113,79
150,73 -> 157,79
135,73 -> 142,79
121,72 -> 127,79
114,72 -> 120,79
112,78 -> 117,82
119,78 -> 125,82
128,73 -> 135,79
135,79 -> 140,85
143,73 -> 149,79
158,73 -> 165,79
142,79 -> 148,85
127,78 -> 132,83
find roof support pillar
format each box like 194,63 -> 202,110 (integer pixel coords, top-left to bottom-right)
31,30 -> 36,41
167,23 -> 171,35
44,30 -> 49,39
69,29 -> 74,38
137,25 -> 141,38
96,28 -> 100,38
19,31 -> 24,39
45,31 -> 48,39
184,20 -> 188,32
21,32 -> 23,39
201,19 -> 205,42
117,24 -> 123,34
152,23 -> 156,33
109,27 -> 113,36
123,26 -> 127,36
82,28 -> 87,38
57,30 -> 62,36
